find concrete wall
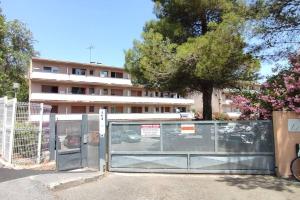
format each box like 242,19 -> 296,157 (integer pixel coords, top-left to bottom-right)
273,111 -> 300,177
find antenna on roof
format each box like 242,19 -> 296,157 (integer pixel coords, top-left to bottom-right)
87,45 -> 95,63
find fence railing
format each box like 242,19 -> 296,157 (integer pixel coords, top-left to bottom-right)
0,97 -> 52,165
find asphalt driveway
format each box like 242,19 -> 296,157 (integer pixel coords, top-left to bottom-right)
55,173 -> 300,200
0,162 -> 54,183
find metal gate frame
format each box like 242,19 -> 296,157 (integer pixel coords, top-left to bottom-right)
55,115 -> 85,171
54,114 -> 101,171
108,120 -> 275,174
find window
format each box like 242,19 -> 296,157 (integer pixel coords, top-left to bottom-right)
145,107 -> 149,113
102,89 -> 109,95
100,71 -> 108,77
155,92 -> 159,97
131,106 -> 142,113
71,106 -> 86,113
131,90 -> 142,97
72,68 -> 86,75
71,87 -> 85,94
164,107 -> 170,113
43,66 -> 58,73
111,89 -> 123,96
178,107 -> 186,112
111,106 -> 123,113
103,106 -> 108,111
111,71 -> 123,78
43,66 -> 52,72
41,85 -> 58,93
155,107 -> 159,112
90,70 -> 94,76
89,88 -> 95,95
89,106 -> 95,113
50,105 -> 58,113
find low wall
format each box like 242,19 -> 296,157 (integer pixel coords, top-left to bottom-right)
273,111 -> 300,177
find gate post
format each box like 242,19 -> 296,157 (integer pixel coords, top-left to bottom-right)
99,109 -> 107,173
2,96 -> 7,155
8,98 -> 17,164
49,113 -> 56,160
81,114 -> 88,168
37,103 -> 44,164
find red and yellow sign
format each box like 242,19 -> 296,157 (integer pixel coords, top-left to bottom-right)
181,124 -> 195,134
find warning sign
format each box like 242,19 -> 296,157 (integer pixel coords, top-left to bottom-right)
141,124 -> 160,137
181,124 -> 195,134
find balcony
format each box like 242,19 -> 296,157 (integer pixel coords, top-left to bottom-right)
30,71 -> 132,86
222,99 -> 233,105
30,93 -> 194,105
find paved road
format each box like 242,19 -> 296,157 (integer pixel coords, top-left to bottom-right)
55,173 -> 300,200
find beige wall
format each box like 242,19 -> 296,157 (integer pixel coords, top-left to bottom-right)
273,111 -> 300,178
189,89 -> 222,113
39,102 -> 179,114
32,60 -> 129,78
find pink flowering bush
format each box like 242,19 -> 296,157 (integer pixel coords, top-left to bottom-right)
232,53 -> 300,120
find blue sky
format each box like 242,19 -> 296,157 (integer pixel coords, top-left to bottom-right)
1,0 -> 155,68
2,0 -> 272,77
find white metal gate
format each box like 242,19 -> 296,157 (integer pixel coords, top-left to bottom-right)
108,120 -> 275,174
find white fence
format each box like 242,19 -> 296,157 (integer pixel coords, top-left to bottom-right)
0,97 -> 52,165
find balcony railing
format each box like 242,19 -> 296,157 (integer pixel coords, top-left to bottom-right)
30,71 -> 132,86
30,93 -> 194,105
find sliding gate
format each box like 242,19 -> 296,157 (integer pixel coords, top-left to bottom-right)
108,121 -> 275,174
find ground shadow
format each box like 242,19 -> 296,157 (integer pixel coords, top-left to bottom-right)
216,175 -> 300,193
0,167 -> 54,183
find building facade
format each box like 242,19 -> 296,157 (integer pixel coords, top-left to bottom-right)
29,57 -> 194,114
190,84 -> 260,119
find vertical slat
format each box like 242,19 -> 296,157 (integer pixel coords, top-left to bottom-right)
160,123 -> 163,151
214,122 -> 218,153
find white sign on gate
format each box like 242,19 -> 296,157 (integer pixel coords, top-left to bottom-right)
99,109 -> 107,137
288,119 -> 300,132
141,124 -> 160,137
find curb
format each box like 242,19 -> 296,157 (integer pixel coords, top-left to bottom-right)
46,173 -> 105,191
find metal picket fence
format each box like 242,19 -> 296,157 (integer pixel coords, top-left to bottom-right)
0,97 -> 52,165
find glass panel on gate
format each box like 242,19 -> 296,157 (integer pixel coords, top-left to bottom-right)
56,120 -> 81,151
111,124 -> 161,151
217,121 -> 274,152
87,115 -> 100,170
162,123 -> 215,152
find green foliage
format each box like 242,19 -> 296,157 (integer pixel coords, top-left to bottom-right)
125,0 -> 260,119
14,122 -> 38,159
248,0 -> 300,59
212,112 -> 230,121
0,70 -> 28,101
0,8 -> 35,101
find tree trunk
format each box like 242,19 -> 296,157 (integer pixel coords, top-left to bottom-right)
202,84 -> 213,120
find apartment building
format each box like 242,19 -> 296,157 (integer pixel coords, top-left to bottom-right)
190,84 -> 260,119
29,57 -> 194,114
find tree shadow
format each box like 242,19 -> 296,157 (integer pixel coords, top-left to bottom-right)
216,175 -> 300,193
